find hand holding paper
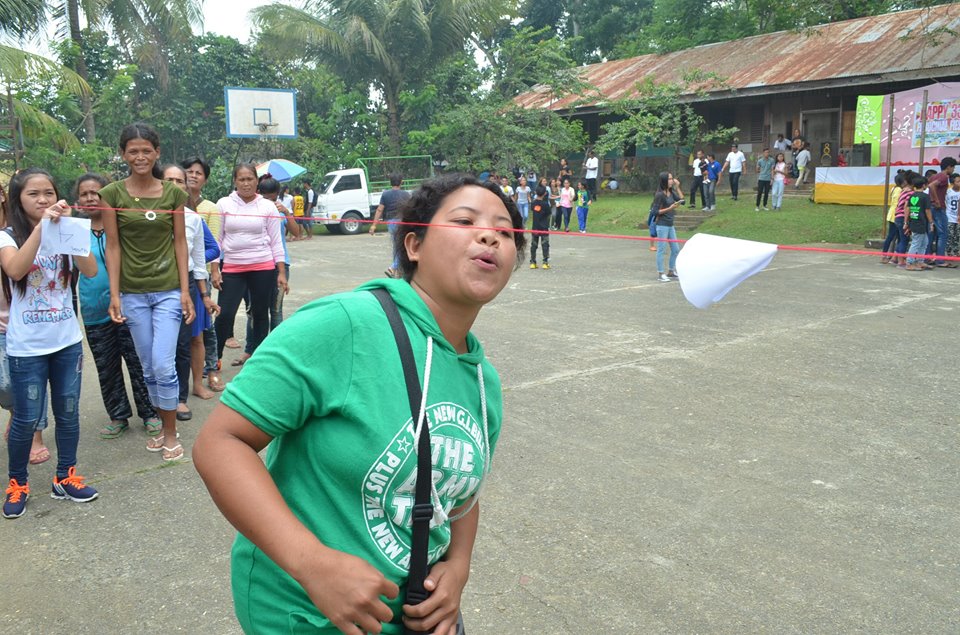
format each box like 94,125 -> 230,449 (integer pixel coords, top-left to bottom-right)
675,233 -> 778,309
40,217 -> 91,257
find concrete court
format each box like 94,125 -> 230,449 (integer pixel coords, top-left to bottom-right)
1,228 -> 957,634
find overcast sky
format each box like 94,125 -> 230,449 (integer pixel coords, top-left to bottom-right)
201,0 -> 265,42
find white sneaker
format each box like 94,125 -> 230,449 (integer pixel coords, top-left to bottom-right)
763,206 -> 769,211
658,273 -> 671,282
755,207 -> 760,211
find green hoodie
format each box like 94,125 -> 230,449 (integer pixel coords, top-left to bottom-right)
222,278 -> 503,634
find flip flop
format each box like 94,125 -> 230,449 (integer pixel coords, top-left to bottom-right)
147,433 -> 180,452
144,418 -> 162,437
224,338 -> 241,349
231,355 -> 250,367
100,420 -> 130,439
29,446 -> 51,465
207,373 -> 225,392
176,409 -> 192,421
162,444 -> 184,462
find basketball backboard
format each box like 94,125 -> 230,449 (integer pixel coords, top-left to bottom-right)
224,87 -> 298,139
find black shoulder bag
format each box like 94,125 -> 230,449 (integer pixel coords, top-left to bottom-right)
371,288 -> 434,634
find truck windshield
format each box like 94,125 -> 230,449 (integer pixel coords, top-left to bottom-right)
320,174 -> 336,194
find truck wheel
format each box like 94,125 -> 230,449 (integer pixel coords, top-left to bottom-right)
326,224 -> 342,235
340,212 -> 363,235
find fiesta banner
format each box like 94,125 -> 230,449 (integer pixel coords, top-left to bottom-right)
912,98 -> 960,148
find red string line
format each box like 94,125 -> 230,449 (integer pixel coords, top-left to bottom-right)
69,205 -> 960,262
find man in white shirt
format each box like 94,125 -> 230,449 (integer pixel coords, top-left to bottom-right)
584,150 -> 599,200
689,150 -> 704,209
720,143 -> 747,200
773,134 -> 790,153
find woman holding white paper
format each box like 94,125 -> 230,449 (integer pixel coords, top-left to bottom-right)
653,172 -> 682,282
0,168 -> 98,519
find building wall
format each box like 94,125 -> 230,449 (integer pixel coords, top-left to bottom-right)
564,78 -> 958,190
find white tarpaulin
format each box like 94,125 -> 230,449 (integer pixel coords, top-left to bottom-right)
814,167 -> 892,205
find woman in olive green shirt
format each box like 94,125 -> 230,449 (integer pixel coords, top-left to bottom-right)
98,123 -> 195,462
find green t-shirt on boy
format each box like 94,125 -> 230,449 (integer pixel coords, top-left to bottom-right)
97,180 -> 187,293
221,278 -> 503,634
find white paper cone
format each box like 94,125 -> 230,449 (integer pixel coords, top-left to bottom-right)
675,233 -> 778,309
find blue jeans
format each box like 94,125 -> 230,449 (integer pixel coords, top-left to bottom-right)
704,181 -> 716,208
881,220 -> 901,255
907,232 -> 929,265
122,290 -> 182,411
656,225 -> 680,273
0,333 -> 49,427
7,341 -> 83,482
517,202 -> 529,225
771,180 -> 784,208
895,217 -> 908,254
930,207 -> 947,262
203,325 -> 218,373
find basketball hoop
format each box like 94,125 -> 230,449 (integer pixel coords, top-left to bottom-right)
257,122 -> 279,143
224,87 -> 297,141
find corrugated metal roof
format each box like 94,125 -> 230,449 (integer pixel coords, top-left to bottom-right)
515,5 -> 960,111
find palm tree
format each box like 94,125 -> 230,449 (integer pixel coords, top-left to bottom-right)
0,45 -> 91,165
253,0 -> 510,154
0,0 -> 46,35
10,0 -> 202,143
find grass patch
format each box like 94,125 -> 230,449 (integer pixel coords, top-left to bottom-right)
586,191 -> 887,245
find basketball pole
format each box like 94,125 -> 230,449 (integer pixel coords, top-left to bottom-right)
233,137 -> 247,169
881,93 -> 895,238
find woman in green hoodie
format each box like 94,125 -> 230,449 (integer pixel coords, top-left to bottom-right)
195,174 -> 526,635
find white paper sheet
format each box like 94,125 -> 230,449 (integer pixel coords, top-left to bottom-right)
39,217 -> 91,257
675,233 -> 778,309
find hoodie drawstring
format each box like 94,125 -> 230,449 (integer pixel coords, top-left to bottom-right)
412,336 -> 490,526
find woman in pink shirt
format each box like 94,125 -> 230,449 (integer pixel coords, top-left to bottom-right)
211,164 -> 287,370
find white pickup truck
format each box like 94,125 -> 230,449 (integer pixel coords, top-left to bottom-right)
313,156 -> 432,234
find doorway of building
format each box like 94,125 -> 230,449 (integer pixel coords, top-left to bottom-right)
801,109 -> 840,166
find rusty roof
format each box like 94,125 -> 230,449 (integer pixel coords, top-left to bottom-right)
515,5 -> 960,111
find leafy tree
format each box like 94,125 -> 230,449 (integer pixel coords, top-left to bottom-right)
516,0 -> 654,63
487,27 -> 593,101
594,73 -> 739,172
20,128 -> 116,191
251,0 -> 511,154
409,100 -> 586,176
